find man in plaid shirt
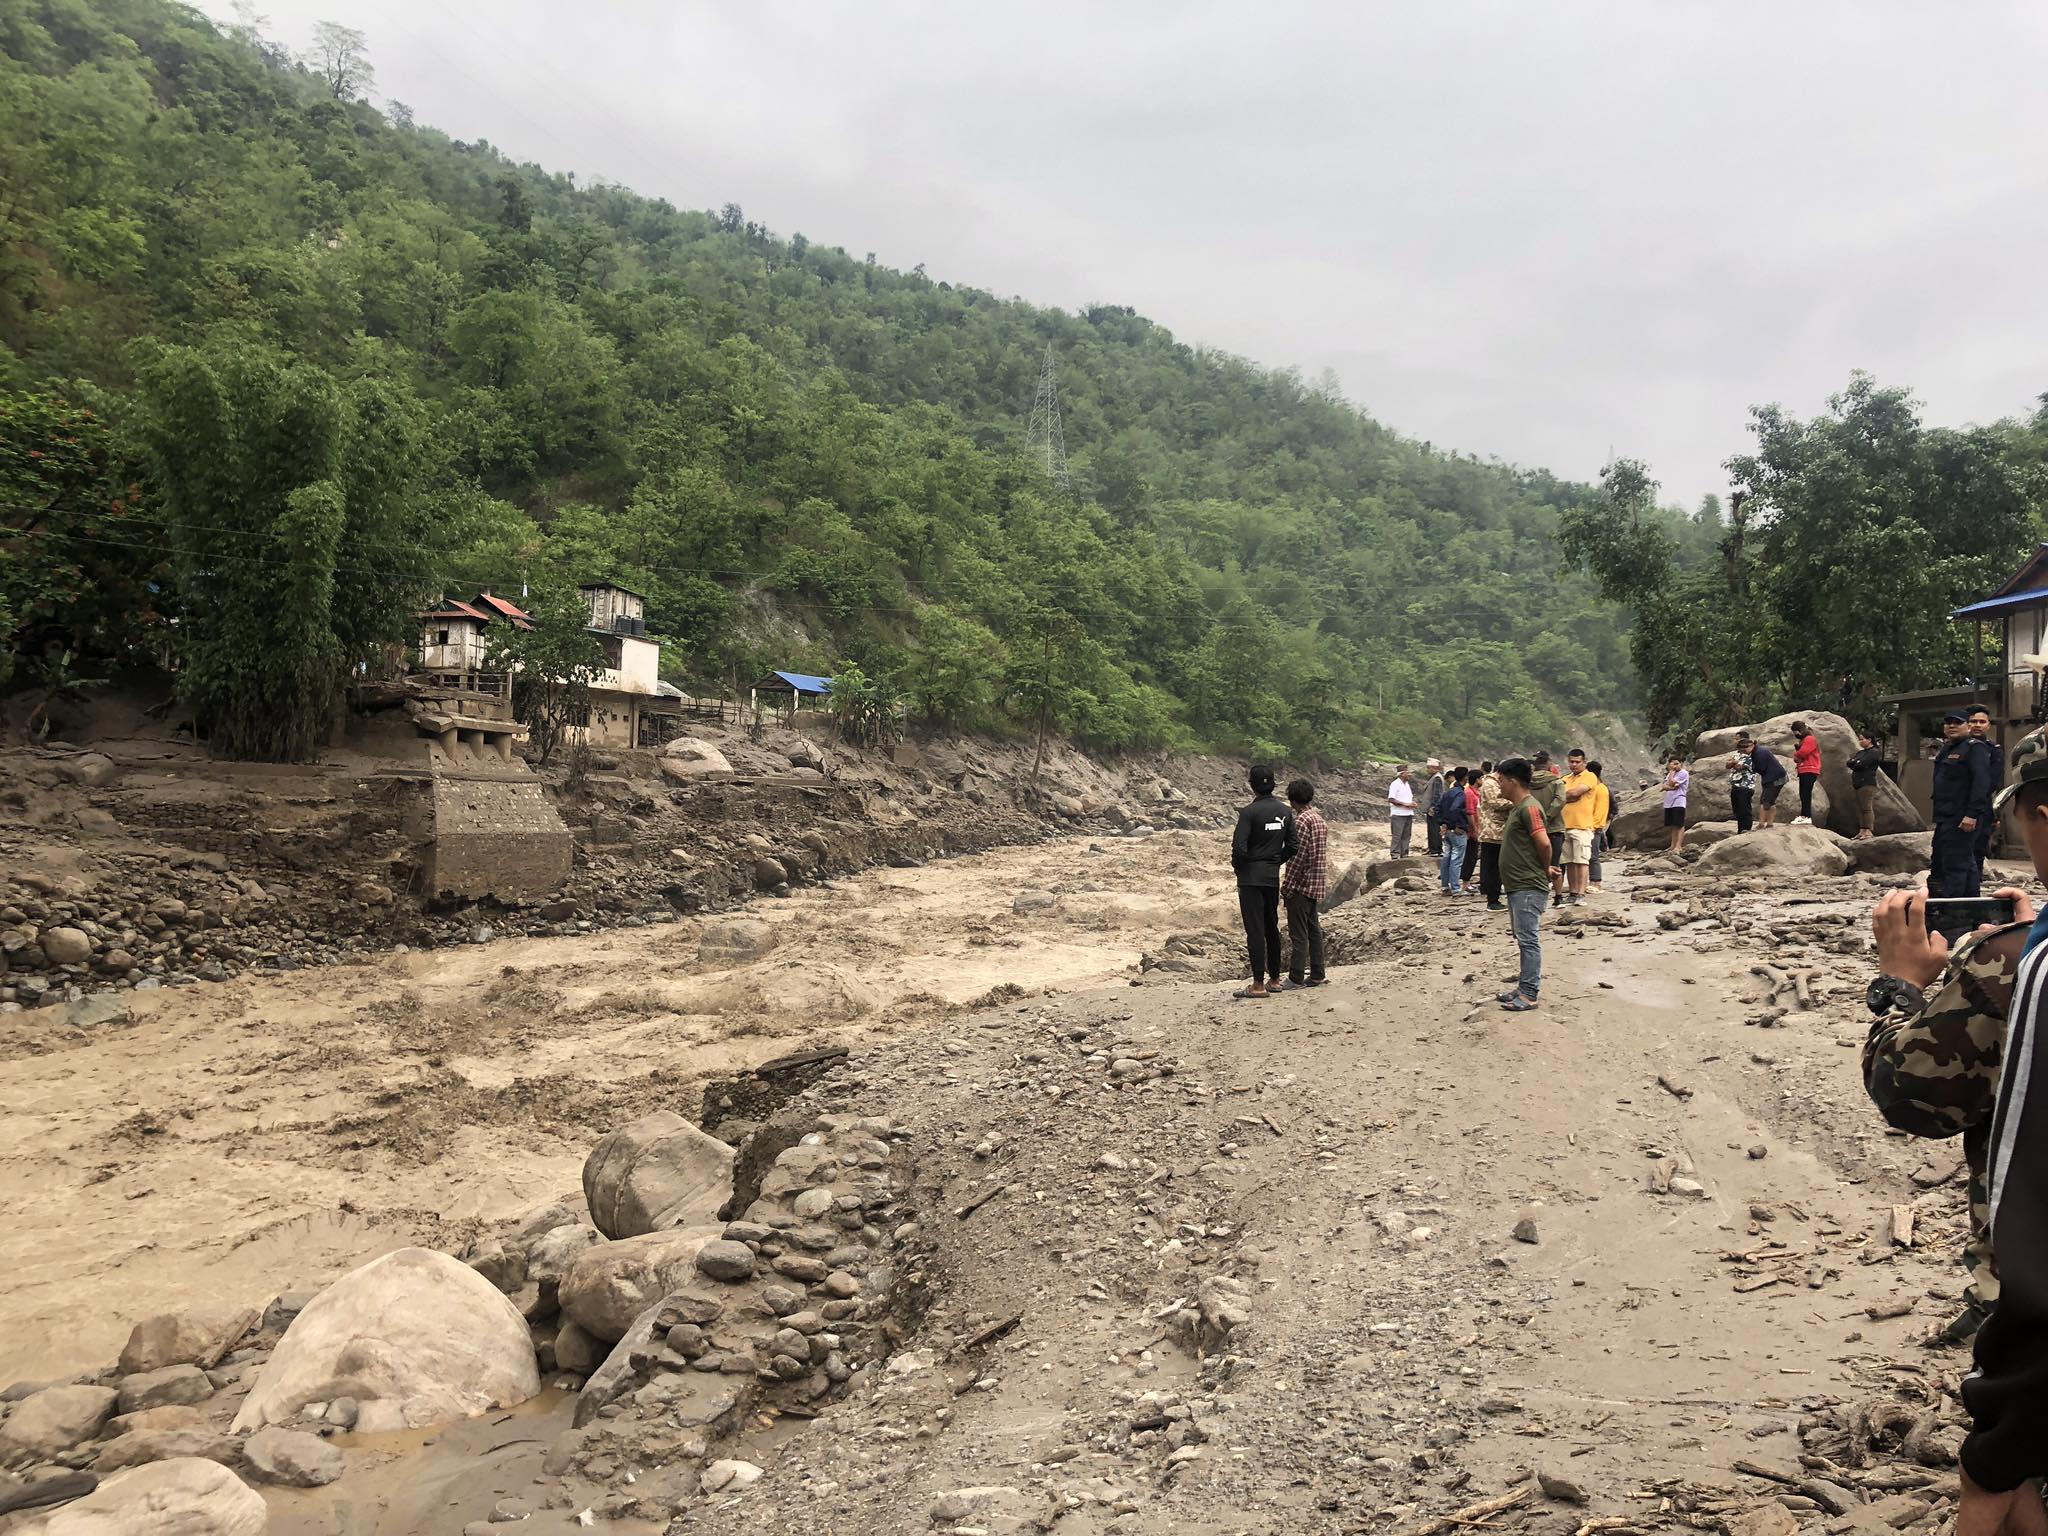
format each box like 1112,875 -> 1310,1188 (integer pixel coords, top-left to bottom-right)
1281,778 -> 1329,987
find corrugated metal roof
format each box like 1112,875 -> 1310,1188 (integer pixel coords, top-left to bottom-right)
1953,589 -> 2048,620
773,670 -> 832,694
421,598 -> 490,623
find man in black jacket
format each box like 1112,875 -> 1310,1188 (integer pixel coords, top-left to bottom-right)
1958,740 -> 2048,1536
1231,763 -> 1297,999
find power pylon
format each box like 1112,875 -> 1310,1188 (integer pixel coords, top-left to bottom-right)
1024,342 -> 1071,492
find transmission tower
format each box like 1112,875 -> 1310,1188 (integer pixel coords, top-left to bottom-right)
1024,342 -> 1071,492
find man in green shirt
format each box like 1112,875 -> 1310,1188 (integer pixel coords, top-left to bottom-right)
1496,757 -> 1553,1013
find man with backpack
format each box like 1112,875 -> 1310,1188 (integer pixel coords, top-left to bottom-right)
1230,763 -> 1298,999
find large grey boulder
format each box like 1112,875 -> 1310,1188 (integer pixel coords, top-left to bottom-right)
242,1425 -> 344,1487
1611,758 -> 1833,849
0,1383 -> 119,1459
1697,711 -> 1922,836
1319,860 -> 1369,914
1694,825 -> 1851,880
558,1228 -> 724,1341
584,1110 -> 735,1241
231,1247 -> 538,1435
1849,831 -> 1936,877
39,1457 -> 267,1535
94,1426 -> 241,1475
118,1307 -> 249,1376
1364,855 -> 1435,891
659,737 -> 734,782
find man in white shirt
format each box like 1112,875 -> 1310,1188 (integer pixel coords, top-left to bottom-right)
1388,765 -> 1417,858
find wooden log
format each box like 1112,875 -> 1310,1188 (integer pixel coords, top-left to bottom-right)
1398,1485 -> 1534,1536
1891,1206 -> 1916,1248
0,1473 -> 97,1516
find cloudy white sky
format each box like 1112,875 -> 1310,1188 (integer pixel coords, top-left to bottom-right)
226,1 -> 2048,504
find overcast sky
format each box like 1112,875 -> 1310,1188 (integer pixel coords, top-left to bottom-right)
222,1 -> 2048,504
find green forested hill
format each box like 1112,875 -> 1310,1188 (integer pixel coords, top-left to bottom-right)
0,0 -> 1638,760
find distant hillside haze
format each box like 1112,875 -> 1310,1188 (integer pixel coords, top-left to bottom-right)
0,0 -> 1644,760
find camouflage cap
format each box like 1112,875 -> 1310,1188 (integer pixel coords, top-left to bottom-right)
1994,726 -> 2048,810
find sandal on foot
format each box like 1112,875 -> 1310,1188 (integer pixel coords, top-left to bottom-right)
1500,995 -> 1537,1012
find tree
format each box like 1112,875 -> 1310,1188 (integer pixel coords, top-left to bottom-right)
140,340 -> 443,761
307,21 -> 375,101
492,584 -> 604,765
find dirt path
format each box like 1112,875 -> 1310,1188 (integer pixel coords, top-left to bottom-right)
0,827 -> 1240,1382
1,825 -> 1991,1536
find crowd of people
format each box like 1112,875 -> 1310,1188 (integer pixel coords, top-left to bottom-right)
1234,713 -> 2048,1523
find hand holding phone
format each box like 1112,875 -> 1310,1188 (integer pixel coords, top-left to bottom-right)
1924,896 -> 2018,939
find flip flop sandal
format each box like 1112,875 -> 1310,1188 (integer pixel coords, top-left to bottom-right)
1500,995 -> 1536,1012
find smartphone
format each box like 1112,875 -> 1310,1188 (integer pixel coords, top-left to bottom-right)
1924,896 -> 2017,939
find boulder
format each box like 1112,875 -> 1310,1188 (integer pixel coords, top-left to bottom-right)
559,1229 -> 725,1342
0,1383 -> 118,1459
95,1427 -> 241,1475
1011,890 -> 1058,913
1319,859 -> 1369,914
1364,855 -> 1436,891
553,1319 -> 604,1375
117,1365 -> 212,1415
52,752 -> 118,788
1697,712 -> 1922,836
1693,825 -> 1851,880
38,926 -> 93,966
242,1425 -> 344,1487
526,1221 -> 602,1287
39,1458 -> 267,1535
697,919 -> 775,964
751,856 -> 788,891
231,1247 -> 538,1434
1610,758 -> 1831,848
583,1110 -> 735,1240
659,738 -> 734,782
1849,831 -> 1936,877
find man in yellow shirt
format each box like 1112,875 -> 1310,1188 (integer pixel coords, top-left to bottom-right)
1559,748 -> 1602,904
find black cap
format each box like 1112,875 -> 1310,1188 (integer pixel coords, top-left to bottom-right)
1944,710 -> 1968,724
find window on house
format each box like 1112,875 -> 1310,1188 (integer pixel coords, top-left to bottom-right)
435,628 -> 449,646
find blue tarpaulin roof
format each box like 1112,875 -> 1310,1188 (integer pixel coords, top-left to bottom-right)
771,670 -> 833,694
1953,589 -> 2048,620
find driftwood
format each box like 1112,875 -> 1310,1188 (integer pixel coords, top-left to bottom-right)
0,1472 -> 97,1515
954,1183 -> 1009,1220
1394,1485 -> 1534,1536
195,1306 -> 260,1370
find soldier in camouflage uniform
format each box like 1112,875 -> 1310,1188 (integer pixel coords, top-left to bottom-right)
1863,902 -> 2029,1338
1864,724 -> 2047,1341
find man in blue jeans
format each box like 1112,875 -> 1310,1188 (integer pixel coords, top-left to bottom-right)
1494,758 -> 1553,1012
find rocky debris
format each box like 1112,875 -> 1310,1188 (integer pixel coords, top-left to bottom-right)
1012,890 -> 1058,913
116,1307 -> 251,1376
242,1424 -> 345,1487
700,1458 -> 762,1493
1695,825 -> 1852,880
583,1109 -> 736,1240
35,1457 -> 268,1535
0,1384 -> 119,1461
233,1246 -> 539,1433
